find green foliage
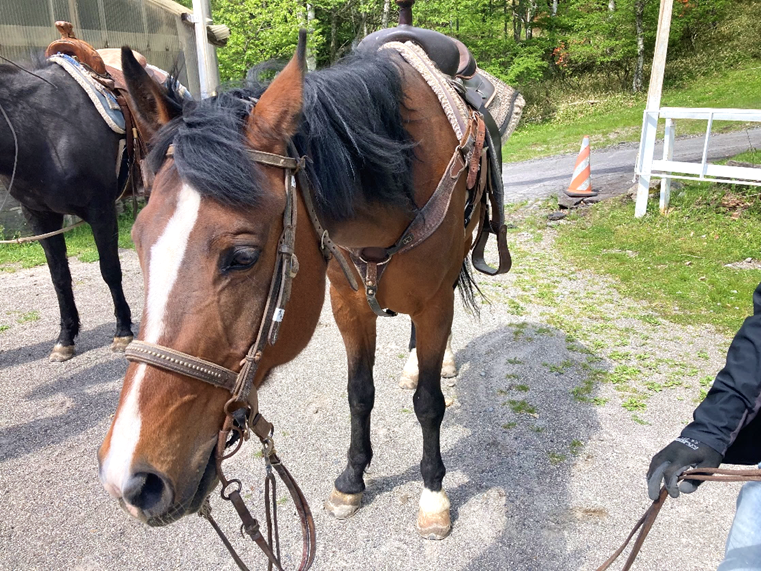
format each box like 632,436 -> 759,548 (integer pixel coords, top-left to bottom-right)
505,43 -> 549,85
212,0 -> 309,82
557,168 -> 761,332
504,60 -> 761,161
0,210 -> 136,270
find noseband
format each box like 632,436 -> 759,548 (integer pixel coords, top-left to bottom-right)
125,144 -> 323,571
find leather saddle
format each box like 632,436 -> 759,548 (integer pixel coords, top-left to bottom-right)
359,25 -> 476,79
44,21 -> 107,75
44,22 -> 152,201
357,13 -> 513,280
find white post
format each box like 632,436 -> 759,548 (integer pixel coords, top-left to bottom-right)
659,118 -> 674,213
634,0 -> 674,218
192,0 -> 220,98
700,112 -> 714,178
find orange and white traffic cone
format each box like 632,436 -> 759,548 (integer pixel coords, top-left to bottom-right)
565,135 -> 598,197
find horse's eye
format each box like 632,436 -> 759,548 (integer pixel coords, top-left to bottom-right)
225,246 -> 260,271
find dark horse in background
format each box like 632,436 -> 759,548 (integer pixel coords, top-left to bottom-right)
0,56 -> 135,361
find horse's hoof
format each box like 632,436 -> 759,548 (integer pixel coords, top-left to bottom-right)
399,372 -> 418,390
111,335 -> 133,352
416,489 -> 451,540
440,360 -> 457,379
49,344 -> 75,362
324,488 -> 362,520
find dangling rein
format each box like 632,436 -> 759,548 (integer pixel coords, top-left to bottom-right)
597,467 -> 761,571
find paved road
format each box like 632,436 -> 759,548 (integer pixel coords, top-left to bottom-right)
0,242 -> 741,570
503,127 -> 761,203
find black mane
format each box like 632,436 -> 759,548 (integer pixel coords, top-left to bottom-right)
148,49 -> 416,220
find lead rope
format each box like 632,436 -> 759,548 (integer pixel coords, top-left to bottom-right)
598,467 -> 761,571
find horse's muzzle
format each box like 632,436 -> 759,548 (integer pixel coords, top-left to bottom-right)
143,448 -> 219,527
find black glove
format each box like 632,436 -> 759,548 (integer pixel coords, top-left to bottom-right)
646,437 -> 723,500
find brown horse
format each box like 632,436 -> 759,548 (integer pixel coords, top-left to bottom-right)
98,32 -> 492,542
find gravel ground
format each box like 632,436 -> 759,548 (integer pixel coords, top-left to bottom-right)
0,221 -> 745,570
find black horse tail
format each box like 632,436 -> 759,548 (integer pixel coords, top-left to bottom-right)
456,258 -> 486,317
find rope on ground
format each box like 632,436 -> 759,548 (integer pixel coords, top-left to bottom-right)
0,221 -> 86,244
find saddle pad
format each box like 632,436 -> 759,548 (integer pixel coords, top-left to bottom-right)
381,41 -> 470,140
477,68 -> 524,145
48,53 -> 125,134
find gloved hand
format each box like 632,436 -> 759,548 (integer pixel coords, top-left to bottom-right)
646,437 -> 723,500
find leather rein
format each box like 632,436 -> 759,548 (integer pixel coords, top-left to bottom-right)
124,144 -> 334,571
597,466 -> 761,570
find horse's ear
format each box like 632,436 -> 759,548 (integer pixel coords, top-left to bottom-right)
248,29 -> 307,146
121,46 -> 181,139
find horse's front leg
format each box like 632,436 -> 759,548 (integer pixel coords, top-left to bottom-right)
324,281 -> 377,519
87,204 -> 133,351
412,291 -> 454,539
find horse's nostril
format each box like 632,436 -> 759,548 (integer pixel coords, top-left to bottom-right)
122,471 -> 173,515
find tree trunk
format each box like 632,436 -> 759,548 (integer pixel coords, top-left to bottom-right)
382,0 -> 390,28
504,1 -> 508,37
609,0 -> 615,11
525,0 -> 536,40
512,0 -> 521,41
633,0 -> 645,92
330,9 -> 337,63
552,0 -> 558,17
361,0 -> 367,38
302,2 -> 316,72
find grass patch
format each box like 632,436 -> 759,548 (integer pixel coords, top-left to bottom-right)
571,378 -> 596,402
570,439 -> 584,456
16,310 -> 40,323
622,397 -> 647,412
504,62 -> 761,162
505,399 -> 537,415
557,178 -> 761,333
609,365 -> 641,385
0,211 -> 137,271
548,452 -> 566,465
545,359 -> 575,374
0,324 -> 10,333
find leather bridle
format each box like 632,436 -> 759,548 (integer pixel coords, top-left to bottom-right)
124,144 -> 334,571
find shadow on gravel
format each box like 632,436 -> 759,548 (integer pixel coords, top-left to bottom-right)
453,322 -> 607,568
361,321 -> 608,567
0,323 -> 118,368
0,359 -> 125,462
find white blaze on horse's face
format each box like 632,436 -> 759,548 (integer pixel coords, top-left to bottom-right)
99,184 -> 201,506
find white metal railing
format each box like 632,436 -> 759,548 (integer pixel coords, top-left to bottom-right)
635,107 -> 761,215
634,0 -> 761,217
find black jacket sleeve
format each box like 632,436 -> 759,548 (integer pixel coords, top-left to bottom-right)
680,281 -> 761,465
